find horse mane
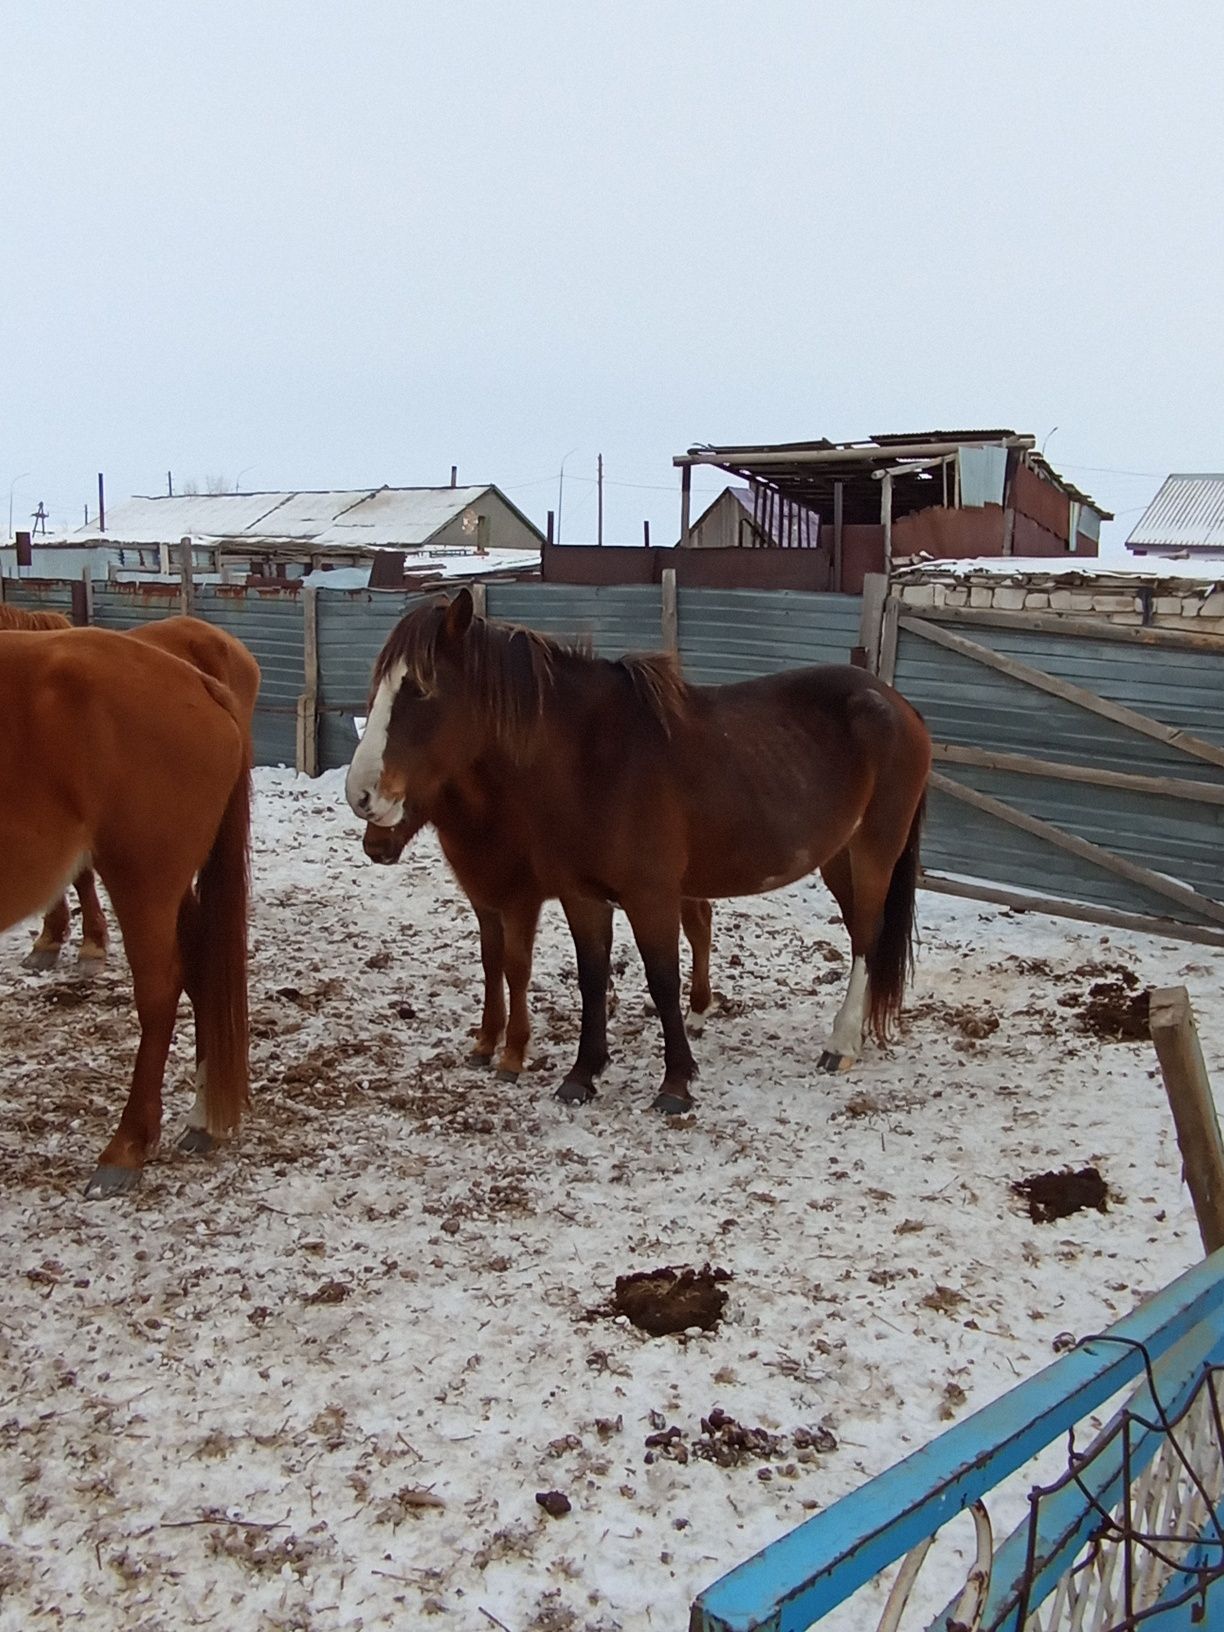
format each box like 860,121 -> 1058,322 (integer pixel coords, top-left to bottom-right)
372,600 -> 686,752
0,605 -> 72,631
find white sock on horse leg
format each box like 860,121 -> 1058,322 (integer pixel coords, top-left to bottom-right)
829,956 -> 869,1059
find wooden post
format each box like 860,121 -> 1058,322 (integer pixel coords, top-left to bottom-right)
833,481 -> 844,592
680,464 -> 692,548
178,536 -> 194,616
296,586 -> 320,778
81,563 -> 94,625
881,471 -> 894,577
469,581 -> 487,618
878,595 -> 901,685
1150,986 -> 1224,1255
661,566 -> 678,654
476,514 -> 489,556
858,572 -> 888,674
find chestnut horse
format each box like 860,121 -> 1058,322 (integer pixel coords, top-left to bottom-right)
363,813 -> 714,1078
0,606 -> 112,964
347,589 -> 931,1113
0,624 -> 255,1194
5,614 -> 261,972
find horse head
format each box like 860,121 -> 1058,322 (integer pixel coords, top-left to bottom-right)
346,588 -> 482,829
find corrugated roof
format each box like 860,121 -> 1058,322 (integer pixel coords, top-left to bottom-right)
1126,474 -> 1224,551
72,485 -> 537,549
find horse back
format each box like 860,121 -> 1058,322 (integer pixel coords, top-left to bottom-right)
129,616 -> 261,728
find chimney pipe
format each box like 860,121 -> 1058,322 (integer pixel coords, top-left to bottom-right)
450,465 -> 458,488
97,473 -> 106,532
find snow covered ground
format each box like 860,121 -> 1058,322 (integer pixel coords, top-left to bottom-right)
1,767 -> 1221,1632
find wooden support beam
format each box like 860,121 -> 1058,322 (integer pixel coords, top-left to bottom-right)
1150,986 -> 1224,1255
858,574 -> 887,674
661,567 -> 678,654
178,537 -> 194,617
908,602 -> 1224,656
930,742 -> 1224,807
902,614 -> 1224,771
878,597 -> 900,685
469,581 -> 487,618
917,871 -> 1224,949
296,586 -> 320,778
680,465 -> 692,549
927,769 -> 1224,928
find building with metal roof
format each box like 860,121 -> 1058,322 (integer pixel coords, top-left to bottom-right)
1126,474 -> 1224,560
672,430 -> 1111,592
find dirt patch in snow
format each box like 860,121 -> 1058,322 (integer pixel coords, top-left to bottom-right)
1013,1166 -> 1113,1223
1058,962 -> 1152,1041
600,1263 -> 731,1336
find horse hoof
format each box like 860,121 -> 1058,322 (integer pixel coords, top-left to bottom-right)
84,1164 -> 142,1198
818,1050 -> 853,1073
556,1077 -> 595,1106
466,1051 -> 495,1069
687,1011 -> 707,1037
22,948 -> 61,972
77,951 -> 107,973
652,1090 -> 694,1116
496,1066 -> 521,1083
178,1127 -> 217,1155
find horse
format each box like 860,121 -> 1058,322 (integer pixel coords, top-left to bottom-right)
362,813 -> 714,1078
0,624 -> 255,1195
6,615 -> 261,972
346,589 -> 931,1113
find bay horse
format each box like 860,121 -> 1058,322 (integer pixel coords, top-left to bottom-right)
0,623 -> 255,1194
5,615 -> 260,972
346,589 -> 931,1113
363,813 -> 714,1078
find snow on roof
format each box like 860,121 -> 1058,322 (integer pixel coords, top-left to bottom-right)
893,553 -> 1224,585
302,548 -> 540,590
71,486 -> 537,549
1126,474 -> 1224,552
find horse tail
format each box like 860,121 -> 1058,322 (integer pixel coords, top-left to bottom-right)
182,722 -> 252,1136
866,791 -> 925,1042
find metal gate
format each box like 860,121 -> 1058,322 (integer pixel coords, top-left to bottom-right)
877,600 -> 1224,947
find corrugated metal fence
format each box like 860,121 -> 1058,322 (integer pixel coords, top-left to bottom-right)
0,574 -> 864,773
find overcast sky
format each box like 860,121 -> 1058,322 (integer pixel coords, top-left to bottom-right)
2,2 -> 1220,553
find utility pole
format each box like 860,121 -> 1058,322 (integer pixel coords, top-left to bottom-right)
597,454 -> 604,546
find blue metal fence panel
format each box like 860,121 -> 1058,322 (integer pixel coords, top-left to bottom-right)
316,589 -> 428,771
193,587 -> 305,768
678,590 -> 863,684
894,616 -> 1224,930
1,578 -> 77,619
485,583 -> 664,656
91,583 -> 182,632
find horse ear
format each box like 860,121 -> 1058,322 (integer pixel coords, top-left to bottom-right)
442,588 -> 474,643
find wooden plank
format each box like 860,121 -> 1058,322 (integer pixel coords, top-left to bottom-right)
469,581 -> 488,619
930,742 -> 1224,807
917,871 -> 1224,949
901,614 -> 1224,771
297,586 -> 319,778
1150,987 -> 1224,1255
914,601 -> 1224,655
878,596 -> 900,685
661,567 -> 678,653
927,768 -> 1224,928
177,537 -> 194,618
859,573 -> 887,673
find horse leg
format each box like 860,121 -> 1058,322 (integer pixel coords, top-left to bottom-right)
818,847 -> 869,1072
496,898 -> 541,1080
468,906 -> 507,1067
24,894 -> 71,971
557,896 -> 614,1105
75,869 -> 109,967
624,893 -> 697,1115
681,898 -> 713,1034
86,885 -> 183,1197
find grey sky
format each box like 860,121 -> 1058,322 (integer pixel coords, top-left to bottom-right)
2,1 -> 1221,553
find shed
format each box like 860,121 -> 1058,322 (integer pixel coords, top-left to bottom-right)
1126,474 -> 1224,562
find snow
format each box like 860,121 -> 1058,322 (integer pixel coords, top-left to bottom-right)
894,553 -> 1224,585
2,768 -> 1222,1632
